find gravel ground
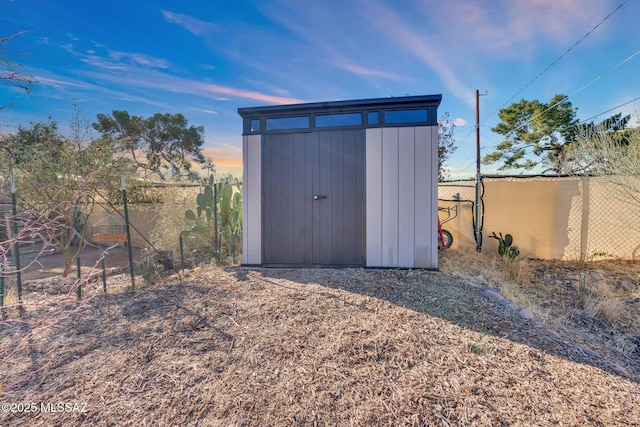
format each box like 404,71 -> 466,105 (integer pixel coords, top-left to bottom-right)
0,259 -> 638,426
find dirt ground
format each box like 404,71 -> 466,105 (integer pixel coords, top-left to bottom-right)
0,251 -> 638,426
13,245 -> 144,281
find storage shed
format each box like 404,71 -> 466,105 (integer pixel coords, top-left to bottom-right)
238,94 -> 442,269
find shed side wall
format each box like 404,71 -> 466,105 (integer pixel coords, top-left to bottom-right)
365,126 -> 438,268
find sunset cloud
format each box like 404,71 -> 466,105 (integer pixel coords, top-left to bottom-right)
202,144 -> 242,177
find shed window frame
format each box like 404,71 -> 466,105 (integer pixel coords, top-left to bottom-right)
265,116 -> 310,131
315,112 -> 363,128
250,119 -> 261,132
382,108 -> 429,125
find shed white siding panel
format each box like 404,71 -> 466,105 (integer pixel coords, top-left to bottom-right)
242,134 -> 262,264
398,127 -> 416,267
365,128 -> 383,267
381,128 -> 399,267
413,126 -> 437,268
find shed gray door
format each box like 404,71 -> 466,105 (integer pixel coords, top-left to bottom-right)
263,130 -> 364,265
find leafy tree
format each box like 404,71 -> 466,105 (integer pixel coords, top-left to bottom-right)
143,113 -> 206,181
483,94 -> 579,174
438,112 -> 457,181
93,110 -> 206,181
0,118 -> 132,276
1,118 -> 65,166
93,110 -> 146,170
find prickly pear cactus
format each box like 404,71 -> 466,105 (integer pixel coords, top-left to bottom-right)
489,232 -> 520,261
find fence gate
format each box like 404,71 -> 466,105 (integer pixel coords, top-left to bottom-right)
262,129 -> 364,265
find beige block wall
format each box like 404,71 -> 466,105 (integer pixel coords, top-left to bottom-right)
439,176 -> 640,260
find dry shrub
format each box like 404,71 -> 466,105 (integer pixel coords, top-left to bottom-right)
505,259 -> 534,287
587,280 -> 615,297
440,249 -> 541,315
611,332 -> 639,356
441,249 -> 532,287
439,248 -> 495,277
2,286 -> 18,306
585,295 -> 638,331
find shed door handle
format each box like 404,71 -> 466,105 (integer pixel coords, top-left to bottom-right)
313,195 -> 327,200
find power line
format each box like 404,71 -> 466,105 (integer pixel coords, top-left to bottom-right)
446,126 -> 475,159
481,0 -> 629,124
578,95 -> 640,125
510,49 -> 640,135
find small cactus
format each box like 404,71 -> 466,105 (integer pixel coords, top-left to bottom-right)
186,175 -> 215,224
489,232 -> 520,261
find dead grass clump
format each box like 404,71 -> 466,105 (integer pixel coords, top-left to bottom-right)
440,250 -> 539,314
2,285 -> 18,305
439,248 -> 505,285
440,249 -> 640,354
440,249 -> 532,287
585,294 -> 638,330
504,259 -> 534,287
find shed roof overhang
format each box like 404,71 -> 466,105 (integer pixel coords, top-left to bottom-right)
238,94 -> 442,117
238,94 -> 442,134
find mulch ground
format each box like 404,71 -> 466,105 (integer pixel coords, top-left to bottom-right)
0,260 -> 638,426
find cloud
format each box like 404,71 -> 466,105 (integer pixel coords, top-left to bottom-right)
109,51 -> 169,69
81,65 -> 306,105
34,75 -> 96,90
160,10 -> 215,36
424,0 -> 610,56
65,42 -> 169,71
192,108 -> 218,116
454,118 -> 467,126
503,0 -> 609,44
191,81 -> 306,105
336,62 -> 408,81
362,0 -> 475,107
24,64 -> 180,110
81,54 -> 128,71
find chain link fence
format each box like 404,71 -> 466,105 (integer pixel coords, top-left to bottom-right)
439,175 -> 640,260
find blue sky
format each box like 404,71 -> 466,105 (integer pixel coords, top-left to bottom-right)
1,0 -> 638,179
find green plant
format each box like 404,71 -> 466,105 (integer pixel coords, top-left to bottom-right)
489,232 -> 520,262
178,176 -> 243,265
134,259 -> 164,285
219,183 -> 242,263
149,185 -> 199,269
588,251 -> 617,261
471,332 -> 494,355
185,175 -> 215,224
182,176 -> 218,263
